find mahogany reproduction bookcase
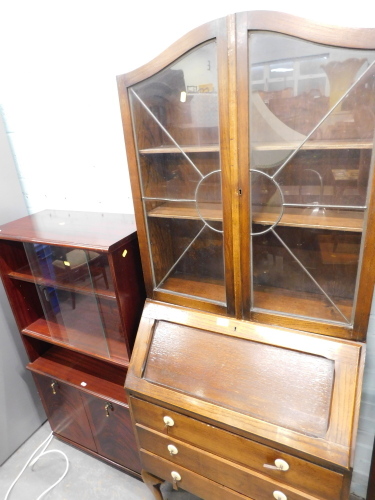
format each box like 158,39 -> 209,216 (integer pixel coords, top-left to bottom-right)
0,210 -> 145,477
117,11 -> 375,500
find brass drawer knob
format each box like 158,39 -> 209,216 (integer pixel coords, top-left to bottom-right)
163,416 -> 175,427
50,381 -> 58,395
273,491 -> 287,500
167,444 -> 178,456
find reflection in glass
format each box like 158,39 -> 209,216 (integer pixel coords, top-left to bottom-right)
249,32 -> 375,324
129,41 -> 226,305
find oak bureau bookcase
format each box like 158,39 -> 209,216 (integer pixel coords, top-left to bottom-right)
117,11 -> 375,500
0,210 -> 145,477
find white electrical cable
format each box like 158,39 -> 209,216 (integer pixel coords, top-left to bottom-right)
4,432 -> 70,500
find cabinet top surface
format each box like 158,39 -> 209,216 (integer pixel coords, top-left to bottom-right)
0,210 -> 137,250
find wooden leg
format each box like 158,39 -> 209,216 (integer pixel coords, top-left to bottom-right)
141,469 -> 164,500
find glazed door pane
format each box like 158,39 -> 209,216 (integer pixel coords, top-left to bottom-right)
129,42 -> 226,306
249,33 -> 375,324
24,243 -> 110,358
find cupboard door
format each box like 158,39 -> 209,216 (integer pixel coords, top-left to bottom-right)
81,393 -> 141,473
236,13 -> 375,337
32,373 -> 97,451
121,22 -> 234,315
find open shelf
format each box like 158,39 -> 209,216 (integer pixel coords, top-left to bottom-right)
22,319 -> 128,367
8,265 -> 116,300
147,201 -> 364,231
27,346 -> 128,404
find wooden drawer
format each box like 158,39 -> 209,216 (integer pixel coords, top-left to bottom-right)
141,449 -> 254,500
139,426 -> 324,500
141,449 -> 320,500
131,397 -> 345,500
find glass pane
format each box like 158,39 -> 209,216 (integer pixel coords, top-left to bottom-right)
24,243 -> 110,358
249,32 -> 375,324
145,210 -> 225,305
129,41 -> 225,305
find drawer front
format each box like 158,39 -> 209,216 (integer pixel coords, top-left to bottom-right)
131,397 -> 344,500
138,426 -> 318,500
141,450 -> 253,500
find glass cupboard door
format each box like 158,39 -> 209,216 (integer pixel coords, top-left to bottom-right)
24,243 -> 110,358
129,42 -> 226,307
248,32 -> 375,325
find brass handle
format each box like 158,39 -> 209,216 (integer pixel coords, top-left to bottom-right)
51,381 -> 58,395
104,402 -> 113,417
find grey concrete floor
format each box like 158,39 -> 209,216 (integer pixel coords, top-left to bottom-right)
0,422 -> 199,500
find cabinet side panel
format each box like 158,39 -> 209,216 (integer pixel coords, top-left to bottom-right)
109,236 -> 146,355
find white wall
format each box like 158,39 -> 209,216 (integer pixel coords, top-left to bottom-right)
0,0 -> 374,214
1,1 -> 375,498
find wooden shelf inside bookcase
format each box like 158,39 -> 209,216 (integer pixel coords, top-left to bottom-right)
8,266 -> 116,300
147,202 -> 364,231
253,284 -> 353,323
148,202 -> 222,221
139,139 -> 373,155
22,319 -> 128,367
158,277 -> 226,304
139,145 -> 219,154
252,139 -> 373,151
158,276 -> 353,321
27,346 -> 128,404
253,206 -> 364,232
